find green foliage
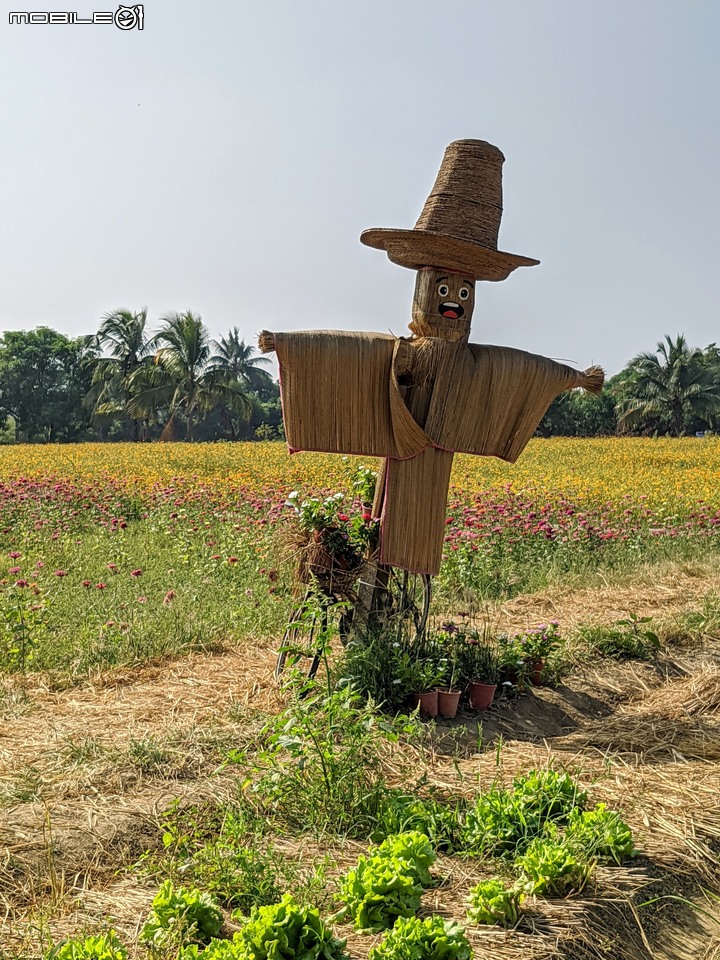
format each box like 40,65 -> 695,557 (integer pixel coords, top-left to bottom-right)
578,614 -> 660,660
46,931 -> 127,960
374,831 -> 437,887
230,893 -> 348,960
243,690 -> 416,838
566,804 -> 636,864
509,622 -> 562,661
372,789 -> 464,852
516,834 -> 593,896
0,582 -> 49,672
337,853 -> 423,933
466,878 -> 523,927
367,915 -> 472,960
512,769 -> 588,821
140,880 -> 223,947
462,769 -> 587,857
0,327 -> 96,442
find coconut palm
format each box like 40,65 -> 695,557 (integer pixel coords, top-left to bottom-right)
86,308 -> 152,440
615,334 -> 720,436
211,328 -> 273,395
130,311 -> 252,441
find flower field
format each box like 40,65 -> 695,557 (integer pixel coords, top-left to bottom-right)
0,438 -> 719,676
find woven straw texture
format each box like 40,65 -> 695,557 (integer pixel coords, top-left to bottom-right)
360,139 -> 539,280
273,331 -> 601,575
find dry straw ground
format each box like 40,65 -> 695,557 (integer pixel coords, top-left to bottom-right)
2,562 -> 720,959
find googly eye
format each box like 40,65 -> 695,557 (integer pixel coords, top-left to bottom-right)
459,287 -> 470,300
438,284 -> 449,297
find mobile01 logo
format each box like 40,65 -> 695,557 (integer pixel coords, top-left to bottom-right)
9,5 -> 144,29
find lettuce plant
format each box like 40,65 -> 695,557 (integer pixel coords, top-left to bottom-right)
231,893 -> 348,960
515,835 -> 592,897
337,853 -> 423,933
467,878 -> 523,927
566,803 -> 636,863
140,880 -> 223,947
368,915 -> 472,960
47,931 -> 127,960
375,831 -> 437,886
372,791 -> 463,852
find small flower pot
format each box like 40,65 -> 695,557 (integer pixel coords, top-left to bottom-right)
468,681 -> 497,710
436,688 -> 461,718
529,658 -> 545,686
413,689 -> 438,718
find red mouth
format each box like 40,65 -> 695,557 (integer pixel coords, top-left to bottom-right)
442,309 -> 458,319
439,301 -> 464,320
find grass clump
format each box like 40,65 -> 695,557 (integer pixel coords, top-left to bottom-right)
371,788 -> 465,851
577,614 -> 660,661
368,915 -> 472,960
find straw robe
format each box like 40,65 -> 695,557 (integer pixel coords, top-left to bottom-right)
274,330 -> 589,576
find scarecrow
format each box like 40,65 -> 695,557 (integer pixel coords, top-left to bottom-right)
259,140 -> 603,576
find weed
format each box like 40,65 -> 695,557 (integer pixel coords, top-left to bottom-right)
577,614 -> 660,660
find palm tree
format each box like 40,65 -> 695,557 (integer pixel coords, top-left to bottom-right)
615,334 -> 720,436
130,311 -> 251,441
86,308 -> 151,440
211,327 -> 273,395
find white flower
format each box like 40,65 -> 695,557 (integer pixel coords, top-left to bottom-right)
392,679 -> 402,685
288,490 -> 299,499
392,642 -> 400,648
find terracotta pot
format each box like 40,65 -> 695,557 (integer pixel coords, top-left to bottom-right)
412,690 -> 438,718
468,681 -> 497,710
436,688 -> 461,719
530,658 -> 545,686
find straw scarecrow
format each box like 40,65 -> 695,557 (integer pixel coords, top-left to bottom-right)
259,140 -> 603,576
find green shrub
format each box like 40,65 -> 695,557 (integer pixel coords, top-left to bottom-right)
512,769 -> 588,822
578,615 -> 660,660
140,880 -> 223,947
47,931 -> 127,960
372,789 -> 464,852
565,803 -> 636,863
336,853 -> 423,933
515,835 -> 592,897
243,690 -> 416,838
368,915 -> 472,960
231,893 -> 348,960
374,831 -> 437,886
467,878 -> 523,927
461,786 -> 524,856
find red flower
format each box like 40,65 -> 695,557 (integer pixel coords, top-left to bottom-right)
163,590 -> 175,604
15,579 -> 28,588
268,569 -> 278,582
130,569 -> 142,577
338,513 -> 349,522
8,552 -> 21,559
95,582 -> 107,590
9,566 -> 21,574
227,556 -> 238,564
82,580 -> 92,587
54,570 -> 67,577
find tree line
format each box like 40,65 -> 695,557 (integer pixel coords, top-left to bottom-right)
537,335 -> 720,438
0,309 -> 282,443
0,321 -> 718,443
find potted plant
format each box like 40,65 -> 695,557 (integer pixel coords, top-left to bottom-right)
436,639 -> 462,719
406,658 -> 446,718
514,622 -> 561,686
460,636 -> 499,710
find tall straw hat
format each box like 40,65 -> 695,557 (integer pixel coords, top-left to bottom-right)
361,139 -> 539,282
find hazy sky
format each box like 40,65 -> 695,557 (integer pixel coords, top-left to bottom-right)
1,0 -> 718,376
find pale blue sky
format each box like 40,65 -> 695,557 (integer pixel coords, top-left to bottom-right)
1,0 -> 718,375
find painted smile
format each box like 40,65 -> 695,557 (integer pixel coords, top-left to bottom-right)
439,301 -> 464,320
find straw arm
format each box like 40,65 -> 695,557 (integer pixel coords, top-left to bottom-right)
258,330 -> 275,354
576,364 -> 605,395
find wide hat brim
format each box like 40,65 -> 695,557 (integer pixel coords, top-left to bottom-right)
360,227 -> 539,282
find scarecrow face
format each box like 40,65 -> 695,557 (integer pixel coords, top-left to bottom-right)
409,267 -> 475,341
